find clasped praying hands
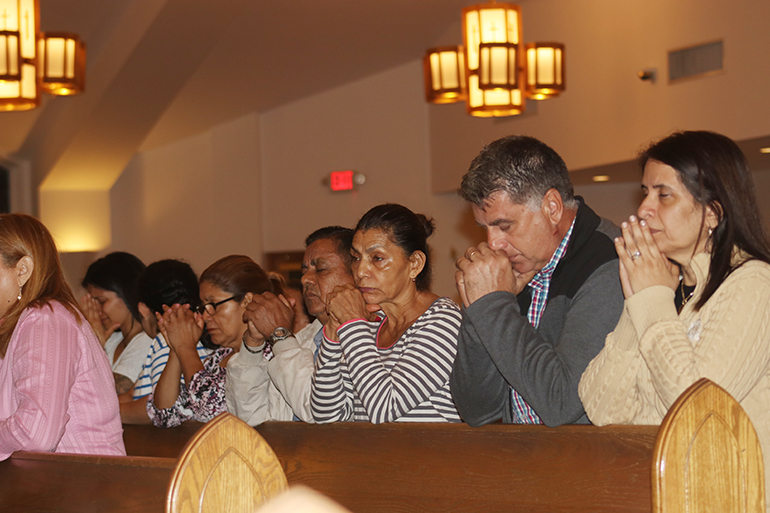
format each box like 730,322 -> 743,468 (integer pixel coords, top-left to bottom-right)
614,215 -> 679,299
455,243 -> 535,308
157,303 -> 203,354
324,284 -> 379,341
242,292 -> 295,345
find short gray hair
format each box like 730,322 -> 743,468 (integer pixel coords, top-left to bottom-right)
459,135 -> 577,209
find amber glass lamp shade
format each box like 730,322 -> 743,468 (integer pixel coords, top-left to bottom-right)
423,46 -> 466,104
462,2 -> 525,117
0,0 -> 40,111
526,42 -> 565,100
38,32 -> 86,95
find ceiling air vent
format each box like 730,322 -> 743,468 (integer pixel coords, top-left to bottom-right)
668,40 -> 723,82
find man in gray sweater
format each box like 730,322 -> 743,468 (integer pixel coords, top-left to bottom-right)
450,135 -> 623,426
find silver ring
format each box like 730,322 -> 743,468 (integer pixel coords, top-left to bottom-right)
630,250 -> 641,260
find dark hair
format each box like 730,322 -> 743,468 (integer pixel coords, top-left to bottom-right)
305,226 -> 355,267
460,135 -> 577,209
139,259 -> 216,350
137,260 -> 200,314
0,214 -> 86,357
640,130 -> 770,310
355,204 -> 435,291
200,255 -> 277,298
82,251 -> 146,323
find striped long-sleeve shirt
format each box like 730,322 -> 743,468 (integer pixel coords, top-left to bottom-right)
311,297 -> 461,423
132,334 -> 212,400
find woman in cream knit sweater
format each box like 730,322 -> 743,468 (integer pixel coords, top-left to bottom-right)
579,131 -> 770,497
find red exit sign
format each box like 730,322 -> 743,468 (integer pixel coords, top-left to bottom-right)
330,170 -> 354,191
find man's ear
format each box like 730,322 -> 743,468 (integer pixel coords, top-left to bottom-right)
408,250 -> 426,282
16,255 -> 34,287
242,292 -> 254,307
541,188 -> 564,227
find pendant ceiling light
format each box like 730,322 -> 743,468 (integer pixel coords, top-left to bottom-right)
526,42 -> 565,100
423,46 -> 466,104
0,0 -> 40,111
0,0 -> 86,112
463,2 -> 524,117
423,1 -> 565,118
39,32 -> 86,95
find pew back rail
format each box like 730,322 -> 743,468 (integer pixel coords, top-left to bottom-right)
0,451 -> 175,513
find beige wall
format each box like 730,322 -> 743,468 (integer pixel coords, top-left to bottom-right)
107,112 -> 263,278
261,61 -> 479,300
95,0 -> 770,301
101,61 -> 480,300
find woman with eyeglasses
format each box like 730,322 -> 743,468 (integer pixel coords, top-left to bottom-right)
147,255 -> 279,427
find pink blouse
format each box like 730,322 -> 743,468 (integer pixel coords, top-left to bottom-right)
0,301 -> 125,460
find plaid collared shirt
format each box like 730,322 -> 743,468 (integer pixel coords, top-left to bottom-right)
510,217 -> 576,424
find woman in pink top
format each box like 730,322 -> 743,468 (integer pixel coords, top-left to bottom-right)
0,214 -> 125,460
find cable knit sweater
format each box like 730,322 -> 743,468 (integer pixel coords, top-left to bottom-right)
579,250 -> 770,504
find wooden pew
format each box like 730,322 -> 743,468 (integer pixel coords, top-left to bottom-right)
0,451 -> 175,513
123,421 -> 659,513
258,422 -> 659,513
123,420 -> 205,458
4,380 -> 759,512
1,422 -> 657,513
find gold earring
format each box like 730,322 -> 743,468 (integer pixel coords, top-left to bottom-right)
17,286 -> 22,301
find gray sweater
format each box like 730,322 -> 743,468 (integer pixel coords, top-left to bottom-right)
450,200 -> 624,427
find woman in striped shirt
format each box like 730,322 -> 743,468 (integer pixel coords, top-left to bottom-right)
311,204 -> 461,423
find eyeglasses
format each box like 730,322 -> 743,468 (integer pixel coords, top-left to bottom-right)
195,296 -> 238,316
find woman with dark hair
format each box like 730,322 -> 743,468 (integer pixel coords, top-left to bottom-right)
0,214 -> 124,459
147,255 -> 278,427
579,131 -> 770,495
312,203 -> 462,423
81,251 -> 154,394
119,260 -> 213,424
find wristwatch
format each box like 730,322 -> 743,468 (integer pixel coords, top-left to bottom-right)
268,326 -> 293,345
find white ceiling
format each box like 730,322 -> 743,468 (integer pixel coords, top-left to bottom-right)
0,0 -> 476,190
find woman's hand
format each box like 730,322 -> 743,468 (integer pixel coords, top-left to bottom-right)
324,313 -> 342,342
159,304 -> 203,355
615,215 -> 679,298
80,293 -> 119,346
324,284 -> 379,339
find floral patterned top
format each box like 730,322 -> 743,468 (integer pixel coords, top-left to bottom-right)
147,347 -> 232,428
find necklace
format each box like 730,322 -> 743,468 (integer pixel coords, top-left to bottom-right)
678,279 -> 696,312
